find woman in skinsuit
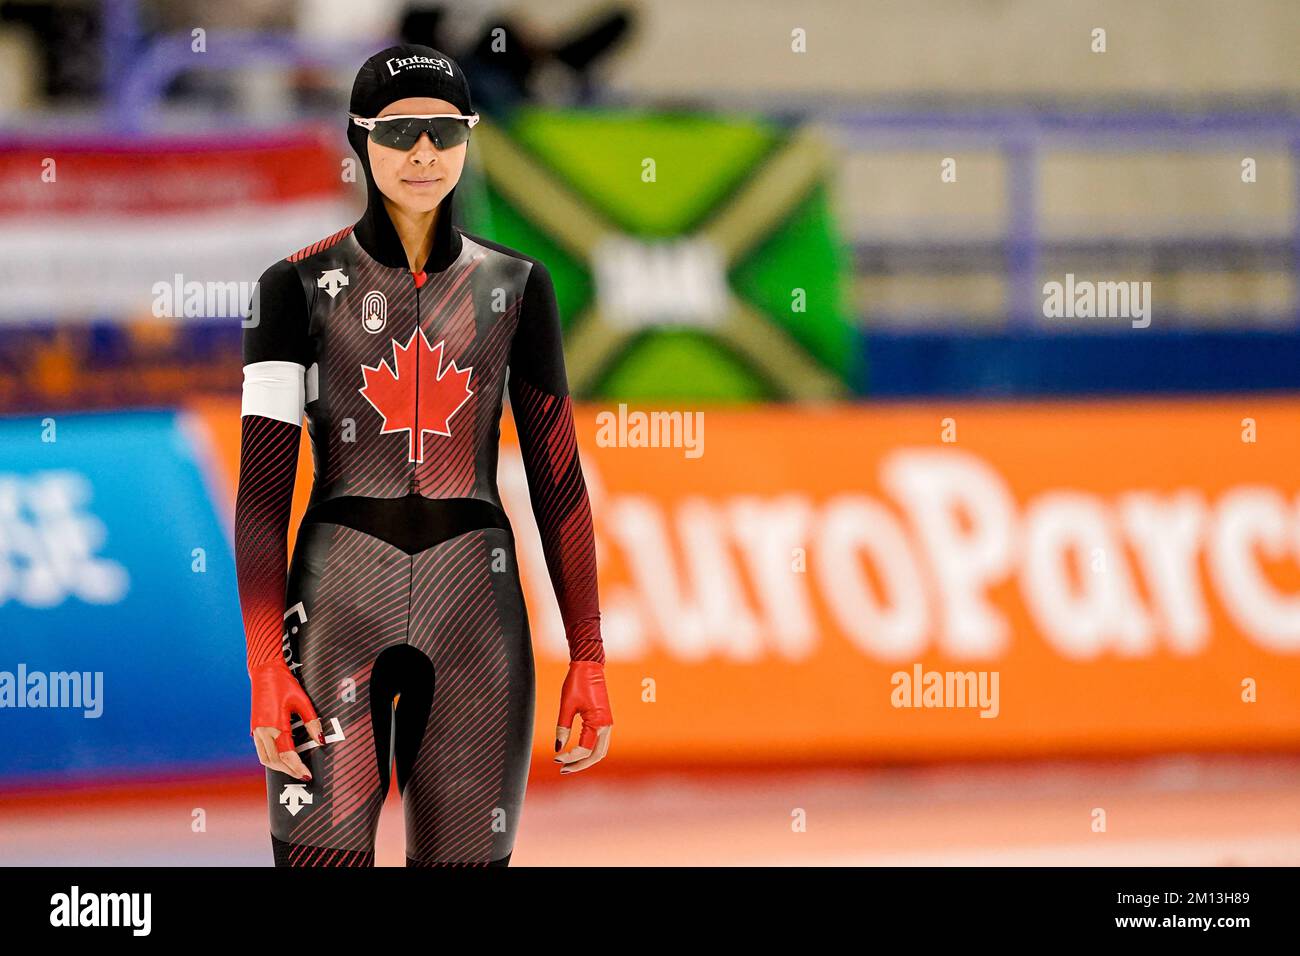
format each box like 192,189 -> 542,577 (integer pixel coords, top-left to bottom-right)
234,44 -> 612,867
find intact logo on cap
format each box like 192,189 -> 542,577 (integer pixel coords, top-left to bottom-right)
387,54 -> 454,78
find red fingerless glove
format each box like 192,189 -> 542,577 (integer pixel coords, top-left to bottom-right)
249,659 -> 319,754
557,660 -> 613,751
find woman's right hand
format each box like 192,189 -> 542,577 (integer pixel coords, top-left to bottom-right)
249,659 -> 325,782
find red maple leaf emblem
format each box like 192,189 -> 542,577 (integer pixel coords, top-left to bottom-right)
358,328 -> 474,462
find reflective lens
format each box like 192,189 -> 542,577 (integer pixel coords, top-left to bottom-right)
367,116 -> 474,151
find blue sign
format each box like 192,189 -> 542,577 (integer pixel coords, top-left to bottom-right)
0,410 -> 250,779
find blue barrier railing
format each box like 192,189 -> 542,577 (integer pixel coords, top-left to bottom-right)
100,0 -> 388,133
860,327 -> 1300,398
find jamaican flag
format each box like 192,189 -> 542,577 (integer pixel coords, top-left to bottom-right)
463,108 -> 858,402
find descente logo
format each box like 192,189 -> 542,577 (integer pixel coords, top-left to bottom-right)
386,55 -> 453,77
50,886 -> 151,936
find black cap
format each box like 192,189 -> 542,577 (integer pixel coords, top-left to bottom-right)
349,44 -> 474,118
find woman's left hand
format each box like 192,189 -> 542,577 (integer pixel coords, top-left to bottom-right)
553,660 -> 613,774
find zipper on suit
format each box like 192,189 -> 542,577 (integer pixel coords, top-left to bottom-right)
410,269 -> 426,492
404,268 -> 427,645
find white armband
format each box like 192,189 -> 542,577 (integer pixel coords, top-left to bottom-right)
241,360 -> 305,425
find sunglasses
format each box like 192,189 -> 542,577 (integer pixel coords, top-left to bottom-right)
350,113 -> 480,151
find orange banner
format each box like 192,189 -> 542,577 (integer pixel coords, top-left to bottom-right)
189,396 -> 1300,764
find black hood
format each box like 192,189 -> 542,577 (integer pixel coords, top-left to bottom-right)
347,120 -> 463,274
346,44 -> 475,274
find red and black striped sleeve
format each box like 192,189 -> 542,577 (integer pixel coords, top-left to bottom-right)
508,259 -> 605,665
234,260 -> 310,672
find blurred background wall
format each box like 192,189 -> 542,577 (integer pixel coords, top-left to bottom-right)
0,0 -> 1298,865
